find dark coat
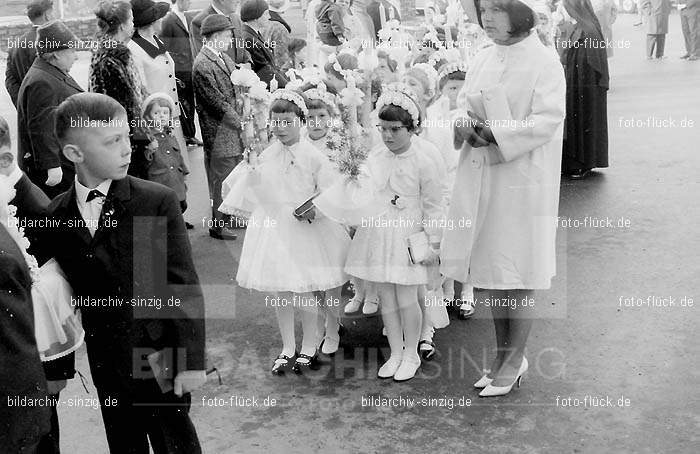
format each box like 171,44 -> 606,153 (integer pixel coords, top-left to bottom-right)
16,57 -> 83,179
160,11 -> 194,75
45,176 -> 205,399
145,127 -> 189,201
88,40 -> 152,178
0,224 -> 51,451
242,23 -> 289,88
269,10 -> 292,33
5,26 -> 38,106
189,5 -> 251,65
192,45 -> 244,157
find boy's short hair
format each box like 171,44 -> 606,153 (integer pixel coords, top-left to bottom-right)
54,93 -> 128,145
27,0 -> 53,22
0,115 -> 11,150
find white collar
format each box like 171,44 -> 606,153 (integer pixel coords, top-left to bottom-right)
7,166 -> 23,187
212,4 -> 225,15
75,177 -> 112,206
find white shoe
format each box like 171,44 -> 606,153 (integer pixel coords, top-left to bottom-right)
362,297 -> 379,315
473,372 -> 493,388
378,356 -> 403,378
479,358 -> 528,397
320,334 -> 339,355
394,354 -> 421,381
344,297 -> 363,314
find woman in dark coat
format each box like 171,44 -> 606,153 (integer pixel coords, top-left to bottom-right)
89,0 -> 151,178
560,0 -> 610,179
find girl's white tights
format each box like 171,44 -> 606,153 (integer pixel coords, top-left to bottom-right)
274,291 -> 318,358
378,283 -> 422,361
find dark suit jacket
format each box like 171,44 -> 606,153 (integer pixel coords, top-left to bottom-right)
0,224 -> 51,450
189,5 -> 251,65
46,176 -> 205,399
192,46 -> 244,157
160,11 -> 194,75
5,26 -> 38,107
17,58 -> 84,176
269,10 -> 292,33
242,23 -> 289,88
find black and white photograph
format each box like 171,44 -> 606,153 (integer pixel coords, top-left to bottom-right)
0,0 -> 698,452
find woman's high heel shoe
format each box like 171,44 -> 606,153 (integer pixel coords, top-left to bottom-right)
478,357 -> 528,397
473,371 -> 493,388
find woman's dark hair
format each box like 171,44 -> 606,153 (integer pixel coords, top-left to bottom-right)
305,98 -> 333,113
0,115 -> 11,150
492,0 -> 535,36
324,53 -> 358,80
438,70 -> 466,90
95,0 -> 132,38
54,92 -> 127,145
378,103 -> 421,132
270,97 -> 307,122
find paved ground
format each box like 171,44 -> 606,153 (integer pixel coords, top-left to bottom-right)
2,8 -> 699,454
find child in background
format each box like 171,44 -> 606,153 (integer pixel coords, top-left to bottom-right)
140,93 -> 192,228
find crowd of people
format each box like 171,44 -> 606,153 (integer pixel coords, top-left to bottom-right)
0,0 -> 690,452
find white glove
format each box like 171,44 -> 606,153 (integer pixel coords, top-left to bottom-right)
45,167 -> 63,186
173,370 -> 207,396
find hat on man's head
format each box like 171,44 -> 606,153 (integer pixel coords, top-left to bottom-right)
268,0 -> 290,13
27,0 -> 54,22
201,14 -> 236,36
131,0 -> 170,28
35,20 -> 80,55
240,0 -> 269,22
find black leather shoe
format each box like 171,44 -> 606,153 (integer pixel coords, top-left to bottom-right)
569,169 -> 591,180
186,137 -> 203,147
209,228 -> 237,240
185,222 -> 194,230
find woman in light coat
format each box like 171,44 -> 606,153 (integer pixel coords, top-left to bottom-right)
442,0 -> 565,397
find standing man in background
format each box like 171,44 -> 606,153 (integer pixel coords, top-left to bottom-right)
190,0 -> 252,65
641,0 -> 671,59
161,0 -> 204,146
680,0 -> 700,60
5,0 -> 54,107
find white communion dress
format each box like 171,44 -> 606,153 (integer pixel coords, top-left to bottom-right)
220,138 -> 350,293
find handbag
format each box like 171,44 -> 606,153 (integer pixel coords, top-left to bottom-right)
406,231 -> 432,265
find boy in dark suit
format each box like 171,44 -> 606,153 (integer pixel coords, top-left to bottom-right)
47,92 -> 206,453
240,0 -> 289,87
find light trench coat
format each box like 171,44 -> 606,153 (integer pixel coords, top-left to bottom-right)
440,32 -> 566,290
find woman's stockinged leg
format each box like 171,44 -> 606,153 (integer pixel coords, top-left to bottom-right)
378,283 -> 403,359
396,284 -> 422,361
480,289 -> 509,379
275,292 -> 296,358
490,289 -> 535,386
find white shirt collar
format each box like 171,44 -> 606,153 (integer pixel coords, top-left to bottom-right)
75,177 -> 112,208
7,166 -> 23,187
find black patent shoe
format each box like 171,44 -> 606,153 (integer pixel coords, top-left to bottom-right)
419,340 -> 436,361
569,169 -> 591,180
292,353 -> 318,374
271,354 -> 293,375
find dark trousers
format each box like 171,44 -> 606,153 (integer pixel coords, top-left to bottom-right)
646,34 -> 666,58
204,152 -> 241,231
176,72 -> 197,140
681,11 -> 700,57
95,382 -> 201,454
36,399 -> 60,454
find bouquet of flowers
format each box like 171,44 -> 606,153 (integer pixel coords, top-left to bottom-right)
230,67 -> 270,164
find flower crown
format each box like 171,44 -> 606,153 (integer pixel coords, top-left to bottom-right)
303,82 -> 339,115
437,61 -> 468,81
270,89 -> 308,117
376,84 -> 421,128
410,63 -> 440,91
